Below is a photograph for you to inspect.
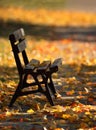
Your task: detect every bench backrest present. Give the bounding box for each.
[9,28,29,76]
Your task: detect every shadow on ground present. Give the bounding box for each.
[0,19,96,42]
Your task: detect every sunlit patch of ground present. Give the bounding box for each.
[0,7,96,26]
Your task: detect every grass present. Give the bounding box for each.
[0,0,66,9]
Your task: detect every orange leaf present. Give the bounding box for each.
[66,90,75,95]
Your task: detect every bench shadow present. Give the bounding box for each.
[0,19,96,41]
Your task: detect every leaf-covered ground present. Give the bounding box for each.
[0,7,96,130]
[0,7,96,26]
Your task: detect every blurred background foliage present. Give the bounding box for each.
[0,0,96,66]
[0,0,66,9]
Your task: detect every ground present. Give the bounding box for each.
[0,3,96,130]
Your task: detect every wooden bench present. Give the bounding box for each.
[9,28,62,107]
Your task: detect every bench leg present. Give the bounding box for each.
[9,91,18,107]
[9,76,23,107]
[48,75,61,98]
[33,74,54,106]
[9,73,54,107]
[45,82,54,106]
[9,85,21,107]
[48,76,57,96]
[42,75,54,106]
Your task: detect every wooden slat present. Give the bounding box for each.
[25,59,40,71]
[37,61,51,72]
[16,40,26,53]
[9,28,25,42]
[28,59,40,67]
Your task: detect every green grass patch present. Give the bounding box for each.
[0,0,66,9]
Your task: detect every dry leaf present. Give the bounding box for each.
[27,109,34,114]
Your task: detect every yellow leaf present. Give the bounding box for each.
[62,114,71,119]
[27,109,34,114]
[5,111,12,116]
[51,105,64,113]
[85,111,90,115]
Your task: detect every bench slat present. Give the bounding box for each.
[37,61,51,72]
[28,59,40,67]
[25,59,40,71]
[9,28,25,42]
[16,40,26,53]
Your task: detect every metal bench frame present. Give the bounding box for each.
[9,28,62,107]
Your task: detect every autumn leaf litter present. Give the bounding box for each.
[0,7,96,130]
